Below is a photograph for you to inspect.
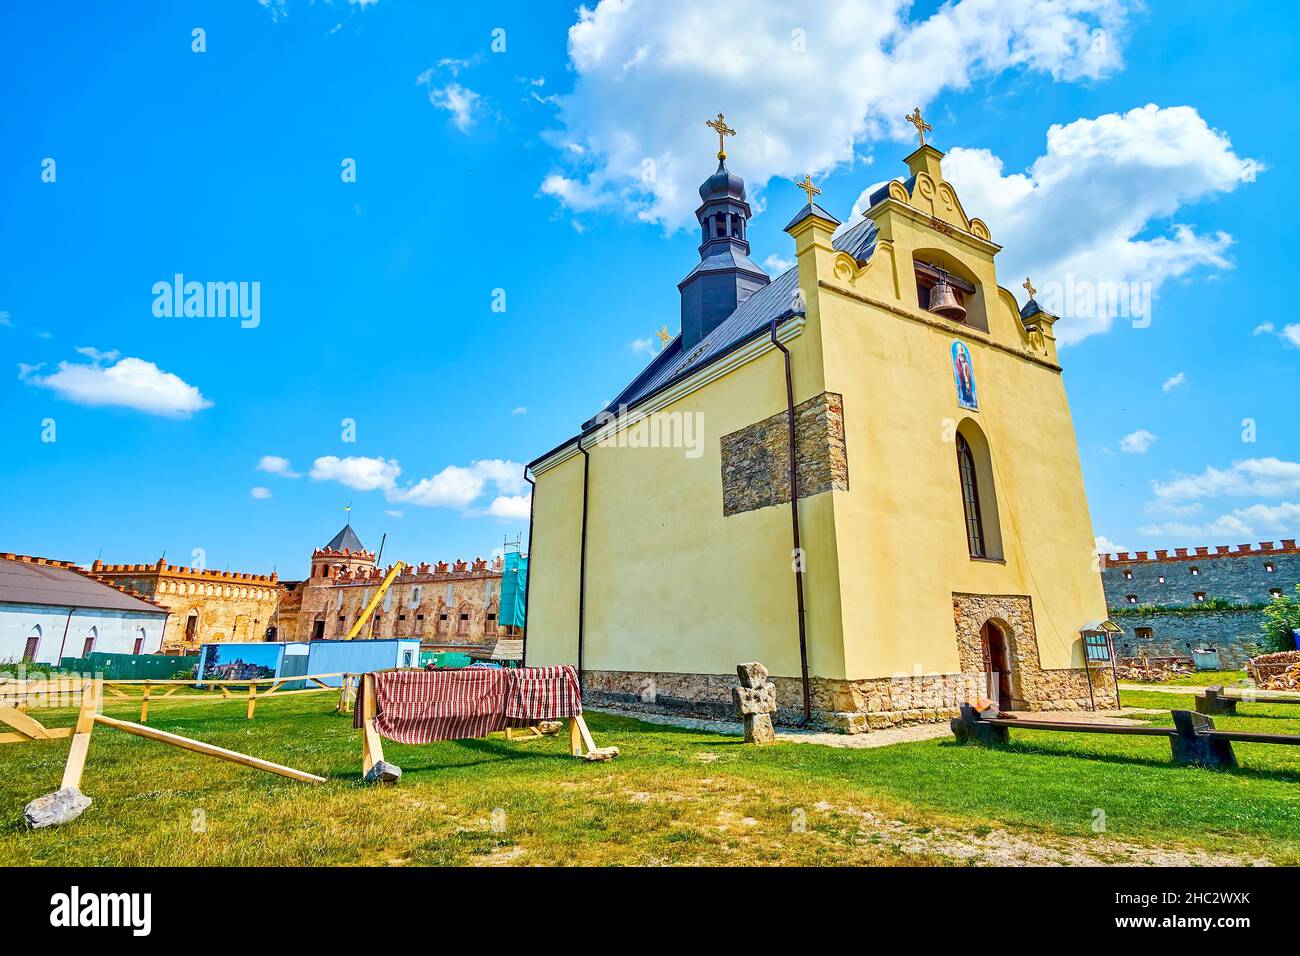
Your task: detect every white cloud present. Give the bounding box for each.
[1161,372,1186,393]
[424,81,481,132]
[543,0,1133,229]
[1141,501,1300,542]
[387,458,527,509]
[250,486,272,500]
[511,406,528,415]
[936,104,1257,344]
[392,464,483,508]
[1250,320,1300,348]
[19,350,212,418]
[309,454,528,512]
[257,455,301,478]
[1152,458,1300,502]
[385,509,403,518]
[629,337,655,355]
[1119,429,1157,453]
[487,494,532,520]
[470,459,528,496]
[764,253,794,274]
[1095,534,1127,554]
[0,311,11,326]
[309,455,401,492]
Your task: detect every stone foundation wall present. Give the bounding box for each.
[583,662,1114,734]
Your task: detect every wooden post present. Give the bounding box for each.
[92,713,324,783]
[60,679,101,791]
[574,713,597,753]
[140,682,151,723]
[1170,709,1238,769]
[1196,687,1237,717]
[360,673,385,776]
[247,682,257,720]
[568,716,584,757]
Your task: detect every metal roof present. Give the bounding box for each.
[582,214,878,429]
[324,523,366,553]
[0,556,167,615]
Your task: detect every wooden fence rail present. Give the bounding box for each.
[0,672,348,741]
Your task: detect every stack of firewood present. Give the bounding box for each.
[1248,651,1300,690]
[1116,656,1196,682]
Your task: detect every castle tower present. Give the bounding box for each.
[309,522,376,581]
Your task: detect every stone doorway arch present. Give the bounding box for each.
[979,618,1015,710]
[953,593,1038,710]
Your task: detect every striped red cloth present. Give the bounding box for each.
[504,665,583,722]
[358,666,582,744]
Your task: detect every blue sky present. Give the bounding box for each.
[2,0,1297,577]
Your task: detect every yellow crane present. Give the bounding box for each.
[345,561,406,640]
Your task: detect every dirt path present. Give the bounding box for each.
[1120,683,1211,694]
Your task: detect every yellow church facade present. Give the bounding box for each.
[526,125,1117,731]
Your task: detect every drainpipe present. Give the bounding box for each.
[576,436,591,692]
[521,467,536,667]
[56,608,76,666]
[771,316,812,724]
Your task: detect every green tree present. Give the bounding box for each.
[1260,585,1300,653]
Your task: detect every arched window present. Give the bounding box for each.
[956,433,986,558]
[82,625,98,658]
[24,624,42,662]
[954,423,1004,560]
[134,627,147,655]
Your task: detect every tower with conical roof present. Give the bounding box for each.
[678,113,769,350]
[309,520,376,581]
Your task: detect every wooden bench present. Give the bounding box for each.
[1195,686,1300,717]
[950,704,1300,769]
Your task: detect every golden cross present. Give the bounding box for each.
[706,112,736,160]
[654,324,671,350]
[795,174,821,205]
[1023,276,1037,299]
[905,106,933,147]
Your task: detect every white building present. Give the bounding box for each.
[0,553,169,666]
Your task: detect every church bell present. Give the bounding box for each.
[928,273,966,322]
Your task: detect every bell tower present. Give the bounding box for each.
[678,113,769,351]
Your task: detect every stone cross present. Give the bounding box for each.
[733,661,778,744]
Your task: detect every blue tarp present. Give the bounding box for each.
[499,552,528,628]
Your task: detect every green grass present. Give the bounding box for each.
[2,690,1298,866]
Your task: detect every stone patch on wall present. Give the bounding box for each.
[720,391,848,517]
[1112,608,1267,669]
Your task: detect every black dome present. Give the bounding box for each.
[699,160,746,202]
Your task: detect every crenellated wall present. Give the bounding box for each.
[1100,540,1299,667]
[91,560,280,653]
